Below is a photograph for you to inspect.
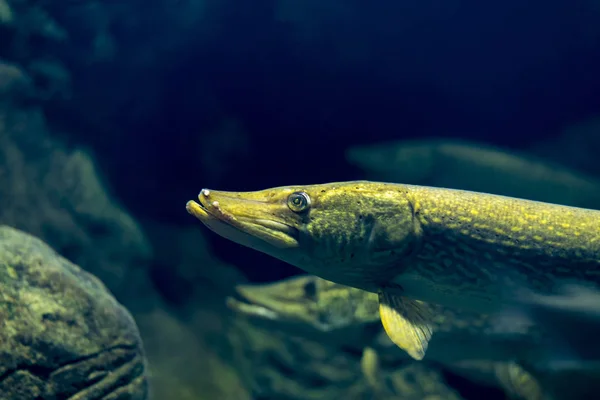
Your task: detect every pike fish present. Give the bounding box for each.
[227,275,545,400]
[186,181,600,360]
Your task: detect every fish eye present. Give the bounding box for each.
[303,280,317,299]
[287,191,311,213]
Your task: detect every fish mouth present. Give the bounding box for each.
[185,189,229,222]
[226,286,282,321]
[226,282,340,332]
[186,188,300,249]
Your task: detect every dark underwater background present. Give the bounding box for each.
[1,0,600,399]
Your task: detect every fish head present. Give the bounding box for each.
[186,181,419,289]
[227,275,379,331]
[226,275,324,328]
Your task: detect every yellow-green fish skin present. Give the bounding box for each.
[402,184,600,311]
[187,180,600,313]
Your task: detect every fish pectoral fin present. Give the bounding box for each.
[378,289,434,361]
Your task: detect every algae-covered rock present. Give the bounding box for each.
[0,80,152,303]
[0,225,148,399]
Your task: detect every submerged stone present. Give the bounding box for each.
[0,225,149,399]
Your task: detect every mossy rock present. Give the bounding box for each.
[0,225,148,399]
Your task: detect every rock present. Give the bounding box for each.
[0,92,153,305]
[0,61,35,106]
[0,225,148,399]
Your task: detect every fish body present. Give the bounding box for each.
[187,181,600,359]
[388,184,600,313]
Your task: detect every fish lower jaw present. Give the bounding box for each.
[226,296,280,320]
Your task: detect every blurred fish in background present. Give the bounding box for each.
[505,283,600,361]
[227,276,545,400]
[346,138,600,210]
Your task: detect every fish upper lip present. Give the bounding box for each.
[197,192,212,213]
[195,190,299,236]
[232,287,271,309]
[231,288,253,304]
[227,290,281,320]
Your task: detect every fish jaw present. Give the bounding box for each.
[226,296,281,321]
[231,278,317,321]
[186,188,302,256]
[227,276,381,333]
[226,284,286,322]
[226,277,338,330]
